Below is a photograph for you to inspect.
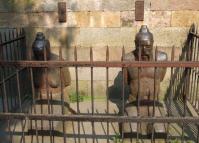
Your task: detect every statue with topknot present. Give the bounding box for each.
[122,25,167,136]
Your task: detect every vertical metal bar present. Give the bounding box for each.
[8,30,15,109]
[29,42,39,143]
[0,33,4,112]
[166,46,175,143]
[121,46,125,141]
[3,32,10,111]
[50,92,55,143]
[16,69,25,143]
[151,47,158,143]
[59,46,67,143]
[106,46,109,143]
[137,42,141,142]
[74,46,80,143]
[190,32,197,104]
[194,34,199,107]
[2,71,12,143]
[16,29,21,60]
[12,30,18,106]
[90,47,95,143]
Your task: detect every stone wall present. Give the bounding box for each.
[0,0,198,99]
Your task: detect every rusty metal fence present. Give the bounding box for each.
[0,25,199,143]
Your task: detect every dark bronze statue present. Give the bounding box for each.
[122,25,167,135]
[31,32,71,131]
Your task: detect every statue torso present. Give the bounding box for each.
[123,50,167,101]
[34,53,71,94]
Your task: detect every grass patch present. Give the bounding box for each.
[69,91,106,103]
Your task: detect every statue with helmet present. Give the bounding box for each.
[30,32,72,133]
[122,25,168,136]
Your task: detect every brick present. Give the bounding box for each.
[102,12,120,27]
[150,0,199,11]
[171,11,199,27]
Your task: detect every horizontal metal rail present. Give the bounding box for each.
[0,35,25,46]
[1,113,199,124]
[0,61,198,68]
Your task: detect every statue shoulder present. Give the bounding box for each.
[123,51,135,61]
[157,51,167,61]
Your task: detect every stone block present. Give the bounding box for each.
[68,0,102,11]
[121,11,135,27]
[151,27,189,48]
[78,28,121,47]
[103,12,120,27]
[171,11,199,27]
[27,12,58,27]
[102,0,134,11]
[75,12,90,27]
[90,12,103,27]
[0,13,28,27]
[150,0,199,11]
[149,11,171,28]
[0,0,27,12]
[120,28,136,48]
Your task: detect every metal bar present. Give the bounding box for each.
[121,47,125,141]
[137,42,141,142]
[0,35,25,46]
[16,69,25,143]
[152,47,158,143]
[29,41,39,143]
[11,30,18,107]
[90,47,95,143]
[2,71,12,143]
[59,45,67,143]
[30,68,39,143]
[44,42,53,143]
[74,46,80,143]
[2,113,199,123]
[167,47,175,142]
[0,61,198,68]
[106,46,109,143]
[8,31,14,109]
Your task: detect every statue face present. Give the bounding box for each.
[138,40,153,58]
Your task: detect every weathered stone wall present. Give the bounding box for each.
[0,0,198,98]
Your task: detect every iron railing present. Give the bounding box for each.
[0,25,199,143]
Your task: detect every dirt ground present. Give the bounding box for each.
[1,100,195,143]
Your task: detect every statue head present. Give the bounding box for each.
[135,25,154,60]
[32,32,50,60]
